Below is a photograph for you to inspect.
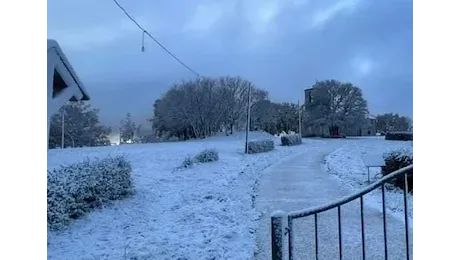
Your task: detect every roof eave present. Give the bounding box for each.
[47,39,90,101]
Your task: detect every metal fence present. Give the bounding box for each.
[271,164,413,260]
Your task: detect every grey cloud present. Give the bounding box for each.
[48,0,413,128]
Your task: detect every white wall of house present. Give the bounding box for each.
[47,39,89,146]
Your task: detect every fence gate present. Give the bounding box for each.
[271,165,413,260]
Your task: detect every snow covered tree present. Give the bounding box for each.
[305,80,368,136]
[120,113,137,143]
[376,113,412,133]
[48,102,111,148]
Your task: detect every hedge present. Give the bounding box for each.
[194,148,219,163]
[385,132,413,141]
[247,139,275,154]
[47,156,134,230]
[281,134,302,146]
[180,149,220,168]
[381,149,413,192]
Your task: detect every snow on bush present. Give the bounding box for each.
[194,148,219,163]
[247,139,275,154]
[180,149,219,168]
[281,134,302,146]
[325,139,413,223]
[47,156,134,230]
[277,131,294,136]
[181,156,195,168]
[382,148,413,192]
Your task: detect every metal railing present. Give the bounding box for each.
[271,164,413,260]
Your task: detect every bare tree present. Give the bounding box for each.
[151,76,268,140]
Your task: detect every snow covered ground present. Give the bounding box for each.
[325,137,413,225]
[48,134,414,259]
[47,132,308,260]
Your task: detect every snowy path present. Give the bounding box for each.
[254,142,413,260]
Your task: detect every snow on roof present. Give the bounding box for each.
[47,39,90,101]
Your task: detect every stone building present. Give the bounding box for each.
[302,87,376,137]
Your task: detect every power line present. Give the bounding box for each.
[112,0,202,78]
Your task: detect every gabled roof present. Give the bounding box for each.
[47,39,90,101]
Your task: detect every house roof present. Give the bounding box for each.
[47,39,90,101]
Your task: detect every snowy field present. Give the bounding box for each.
[47,134,414,260]
[325,137,413,225]
[47,132,309,260]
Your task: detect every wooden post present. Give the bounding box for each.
[367,167,370,183]
[271,210,287,260]
[61,110,65,149]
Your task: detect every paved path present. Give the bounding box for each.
[254,142,413,260]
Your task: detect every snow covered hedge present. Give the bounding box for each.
[281,134,302,146]
[194,148,219,163]
[382,149,413,192]
[180,149,219,168]
[247,139,275,154]
[47,156,134,230]
[385,131,413,141]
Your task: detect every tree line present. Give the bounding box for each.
[375,113,412,133]
[48,106,145,148]
[47,76,412,148]
[151,77,372,139]
[151,76,268,140]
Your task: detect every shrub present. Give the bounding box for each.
[281,134,302,146]
[181,156,195,168]
[47,156,134,230]
[179,149,219,169]
[194,149,219,163]
[381,149,413,192]
[247,139,275,154]
[385,131,413,141]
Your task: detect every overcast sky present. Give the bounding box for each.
[48,0,413,129]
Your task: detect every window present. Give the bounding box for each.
[52,69,68,98]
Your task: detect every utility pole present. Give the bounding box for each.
[245,84,252,154]
[61,110,65,149]
[119,127,122,145]
[298,100,302,136]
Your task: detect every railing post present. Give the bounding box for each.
[271,210,287,260]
